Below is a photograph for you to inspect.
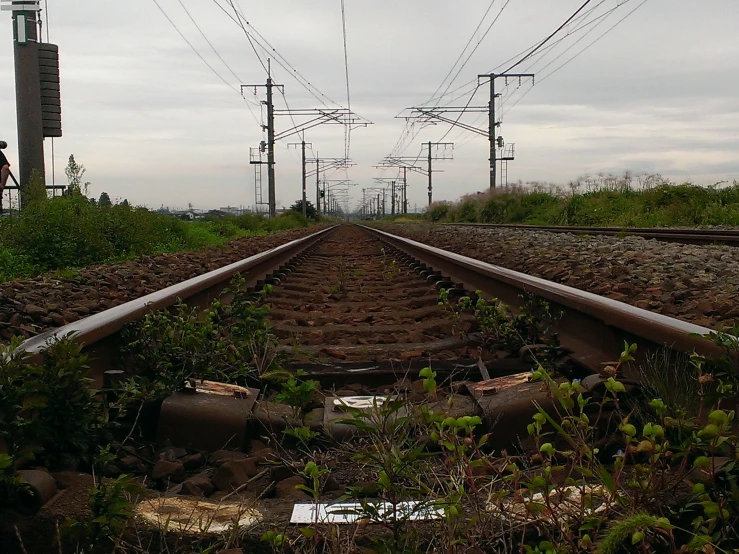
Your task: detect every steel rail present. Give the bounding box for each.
[363,226,724,374]
[443,223,739,246]
[19,226,339,384]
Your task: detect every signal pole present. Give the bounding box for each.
[7,0,46,201]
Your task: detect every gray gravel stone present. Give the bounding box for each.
[382,223,739,331]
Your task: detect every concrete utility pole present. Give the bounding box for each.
[404,72,533,191]
[316,159,320,212]
[242,63,283,218]
[301,140,307,217]
[478,72,534,189]
[422,141,454,206]
[265,72,276,218]
[8,0,45,201]
[402,167,407,214]
[288,140,312,217]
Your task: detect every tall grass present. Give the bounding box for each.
[426,176,739,227]
[0,195,312,282]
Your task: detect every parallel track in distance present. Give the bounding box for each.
[443,223,739,246]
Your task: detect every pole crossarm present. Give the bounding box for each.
[477,72,536,85]
[306,157,355,178]
[408,108,488,136]
[375,158,429,176]
[274,108,371,141]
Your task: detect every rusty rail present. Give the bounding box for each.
[363,226,724,373]
[19,226,339,383]
[444,223,739,246]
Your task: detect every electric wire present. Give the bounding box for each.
[426,0,611,107]
[426,0,498,105]
[501,0,648,117]
[340,0,352,158]
[433,0,513,106]
[432,0,633,149]
[225,0,269,75]
[151,0,241,95]
[503,0,594,73]
[177,0,243,85]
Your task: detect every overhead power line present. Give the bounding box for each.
[340,0,352,158]
[151,0,240,95]
[503,0,594,73]
[225,0,269,75]
[501,0,649,118]
[176,0,242,84]
[428,0,513,106]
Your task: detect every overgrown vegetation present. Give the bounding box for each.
[0,156,314,282]
[425,173,739,227]
[257,335,739,553]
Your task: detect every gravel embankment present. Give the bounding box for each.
[0,227,328,342]
[380,224,739,330]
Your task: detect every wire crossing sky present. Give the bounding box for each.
[0,0,737,211]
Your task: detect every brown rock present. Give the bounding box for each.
[24,304,46,316]
[322,348,348,360]
[273,475,309,500]
[181,453,205,470]
[151,460,186,483]
[249,448,277,464]
[212,459,258,491]
[179,473,215,498]
[48,312,66,326]
[210,450,251,465]
[118,456,147,473]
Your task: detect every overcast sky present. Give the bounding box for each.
[1,0,738,212]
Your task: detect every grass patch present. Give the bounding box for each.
[0,195,313,282]
[424,175,739,227]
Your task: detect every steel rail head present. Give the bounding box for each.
[360,225,726,371]
[19,226,339,362]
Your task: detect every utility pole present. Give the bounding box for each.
[427,141,432,206]
[288,139,312,217]
[403,71,533,191]
[8,0,45,203]
[479,73,533,189]
[391,181,395,215]
[316,159,320,213]
[488,76,496,190]
[301,140,307,217]
[422,142,454,206]
[266,70,276,217]
[242,64,283,218]
[403,167,407,214]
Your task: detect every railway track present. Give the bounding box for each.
[444,222,739,246]
[9,223,729,550]
[21,223,721,383]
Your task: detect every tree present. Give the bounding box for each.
[289,200,317,221]
[65,155,90,195]
[98,192,112,207]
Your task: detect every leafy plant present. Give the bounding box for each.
[62,446,144,552]
[0,335,103,468]
[275,371,319,420]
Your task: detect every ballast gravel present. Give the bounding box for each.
[0,227,328,343]
[380,223,739,331]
